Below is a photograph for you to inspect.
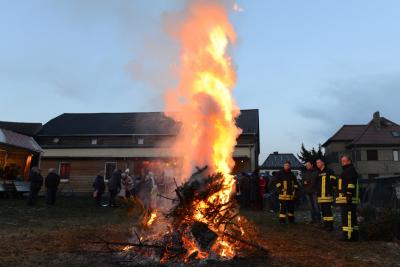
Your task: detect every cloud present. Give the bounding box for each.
[298,73,400,124]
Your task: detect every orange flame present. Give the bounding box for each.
[165,1,241,259]
[182,233,209,261]
[165,1,241,181]
[147,211,157,227]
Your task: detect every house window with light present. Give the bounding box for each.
[59,162,71,181]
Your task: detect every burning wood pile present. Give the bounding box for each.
[112,166,267,265]
[99,1,268,265]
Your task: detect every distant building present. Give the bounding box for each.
[0,121,42,180]
[323,111,400,179]
[35,110,260,192]
[260,152,302,176]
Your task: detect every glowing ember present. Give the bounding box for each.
[147,211,157,226]
[182,233,209,261]
[122,245,133,252]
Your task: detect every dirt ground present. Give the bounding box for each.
[0,197,399,267]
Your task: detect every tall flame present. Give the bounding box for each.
[164,1,242,258]
[165,1,241,182]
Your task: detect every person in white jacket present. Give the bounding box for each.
[119,172,134,198]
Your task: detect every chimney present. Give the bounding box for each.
[273,151,279,155]
[373,111,381,130]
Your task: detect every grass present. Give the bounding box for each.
[0,197,399,266]
[0,196,133,267]
[241,209,400,266]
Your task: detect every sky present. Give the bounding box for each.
[1,0,400,163]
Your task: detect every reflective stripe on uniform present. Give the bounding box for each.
[279,195,294,201]
[347,211,352,239]
[279,214,286,218]
[344,226,359,231]
[336,196,347,204]
[323,216,334,222]
[287,213,294,217]
[321,175,326,197]
[331,175,337,180]
[276,183,281,188]
[318,196,333,203]
[338,178,342,191]
[348,183,355,189]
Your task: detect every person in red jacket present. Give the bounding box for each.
[258,175,267,210]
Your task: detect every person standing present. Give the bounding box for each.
[316,159,336,231]
[258,174,267,210]
[108,169,121,207]
[27,167,43,206]
[119,172,134,198]
[45,168,60,205]
[249,170,260,210]
[93,171,106,206]
[302,161,321,224]
[337,156,359,241]
[276,161,299,224]
[268,171,280,213]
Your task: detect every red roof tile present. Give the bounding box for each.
[351,118,400,146]
[323,125,367,146]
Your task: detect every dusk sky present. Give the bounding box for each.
[1,0,399,163]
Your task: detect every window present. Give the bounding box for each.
[59,163,71,181]
[394,150,399,161]
[392,131,400,137]
[91,139,97,145]
[105,162,116,180]
[138,138,144,145]
[366,150,378,161]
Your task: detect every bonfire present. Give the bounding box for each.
[114,166,267,265]
[97,2,267,265]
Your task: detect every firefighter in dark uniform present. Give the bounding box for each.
[316,159,336,231]
[336,156,359,241]
[276,161,299,224]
